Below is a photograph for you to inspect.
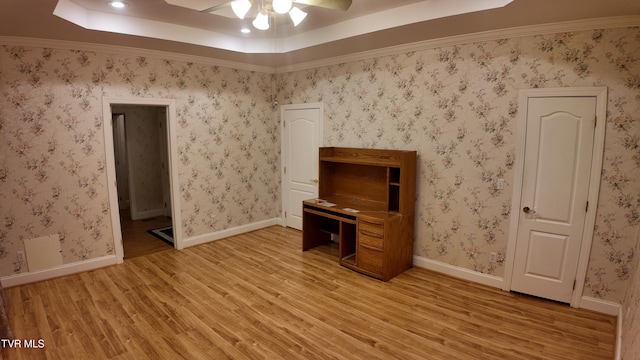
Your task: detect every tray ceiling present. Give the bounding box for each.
[53,0,513,53]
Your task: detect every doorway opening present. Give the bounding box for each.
[112,106,173,258]
[102,97,183,264]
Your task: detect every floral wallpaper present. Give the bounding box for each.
[278,26,640,304]
[0,46,280,276]
[0,26,638,314]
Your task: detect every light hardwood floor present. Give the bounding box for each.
[120,210,173,259]
[3,226,616,359]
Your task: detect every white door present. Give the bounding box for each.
[510,96,596,303]
[281,104,323,230]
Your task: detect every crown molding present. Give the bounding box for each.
[276,15,640,73]
[0,36,276,74]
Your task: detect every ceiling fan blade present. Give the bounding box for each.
[199,2,231,13]
[294,0,352,11]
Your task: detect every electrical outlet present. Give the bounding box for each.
[489,252,497,263]
[17,251,26,262]
[495,178,505,190]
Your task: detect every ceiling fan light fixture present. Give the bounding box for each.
[289,7,307,26]
[231,0,252,19]
[272,0,292,14]
[252,11,270,30]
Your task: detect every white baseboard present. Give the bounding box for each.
[0,219,282,288]
[0,255,117,288]
[577,297,622,359]
[412,255,504,289]
[182,218,283,248]
[413,256,623,316]
[615,306,622,360]
[579,296,621,316]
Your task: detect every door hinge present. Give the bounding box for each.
[586,201,589,212]
[285,212,287,218]
[594,116,597,128]
[283,120,286,128]
[573,279,576,290]
[284,167,286,174]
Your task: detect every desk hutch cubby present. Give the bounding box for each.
[302,147,417,281]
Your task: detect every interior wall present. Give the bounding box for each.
[277,26,640,305]
[0,26,637,309]
[0,23,637,355]
[0,46,280,277]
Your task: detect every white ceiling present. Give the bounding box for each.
[53,0,514,53]
[1,0,639,68]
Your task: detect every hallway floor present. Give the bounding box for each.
[120,209,173,259]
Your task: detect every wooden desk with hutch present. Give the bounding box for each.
[302,147,417,281]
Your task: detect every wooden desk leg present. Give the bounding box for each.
[338,221,356,261]
[302,210,331,251]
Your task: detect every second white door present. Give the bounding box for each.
[281,104,323,230]
[511,96,596,303]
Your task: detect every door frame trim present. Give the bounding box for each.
[280,102,323,227]
[102,97,184,264]
[503,87,607,307]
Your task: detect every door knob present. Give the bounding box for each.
[310,178,319,183]
[523,206,538,218]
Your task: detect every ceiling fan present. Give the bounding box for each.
[166,0,352,30]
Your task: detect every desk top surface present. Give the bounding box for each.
[303,195,401,221]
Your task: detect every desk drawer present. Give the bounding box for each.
[359,232,383,249]
[359,219,384,236]
[358,245,383,275]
